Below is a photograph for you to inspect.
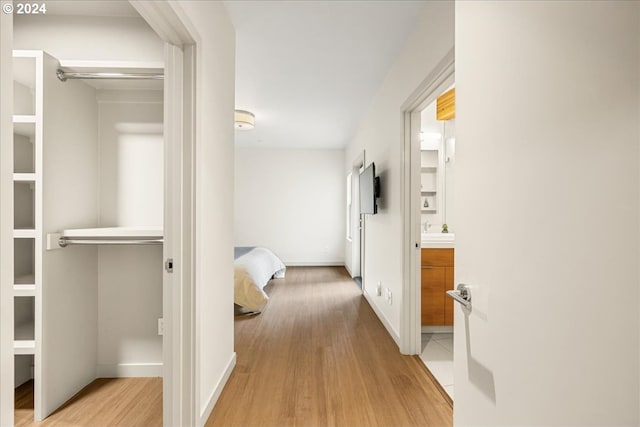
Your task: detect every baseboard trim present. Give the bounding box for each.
[363,291,400,346]
[284,261,345,267]
[97,363,162,378]
[199,352,236,426]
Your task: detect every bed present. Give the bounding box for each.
[234,246,286,312]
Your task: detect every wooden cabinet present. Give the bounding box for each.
[421,248,454,326]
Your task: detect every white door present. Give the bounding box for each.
[454,2,639,425]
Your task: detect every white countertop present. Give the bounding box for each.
[421,233,455,248]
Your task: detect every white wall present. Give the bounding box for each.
[96,89,163,377]
[168,2,236,425]
[13,15,163,63]
[455,1,639,425]
[344,1,454,342]
[235,148,345,265]
[98,90,163,228]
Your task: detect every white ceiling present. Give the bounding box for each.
[42,1,426,148]
[225,1,426,149]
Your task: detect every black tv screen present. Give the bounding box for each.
[360,162,377,214]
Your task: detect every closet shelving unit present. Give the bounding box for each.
[420,149,439,214]
[12,49,43,416]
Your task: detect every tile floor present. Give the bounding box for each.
[420,333,453,399]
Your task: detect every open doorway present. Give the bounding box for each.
[1,3,198,426]
[418,88,456,401]
[348,151,366,288]
[400,49,454,402]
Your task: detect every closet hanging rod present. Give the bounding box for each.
[58,238,163,248]
[56,69,164,82]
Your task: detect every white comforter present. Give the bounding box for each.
[234,247,286,311]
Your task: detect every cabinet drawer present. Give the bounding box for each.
[421,266,445,326]
[421,248,454,267]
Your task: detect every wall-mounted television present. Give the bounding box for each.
[360,162,380,214]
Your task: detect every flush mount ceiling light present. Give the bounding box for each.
[234,110,255,130]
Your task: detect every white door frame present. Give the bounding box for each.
[400,50,455,355]
[116,3,199,426]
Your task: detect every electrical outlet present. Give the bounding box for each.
[158,318,164,336]
[376,281,382,296]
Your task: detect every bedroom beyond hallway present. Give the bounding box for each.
[206,266,452,427]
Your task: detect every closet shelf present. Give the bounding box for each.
[61,226,163,239]
[57,60,164,90]
[14,229,36,238]
[13,115,36,123]
[14,284,36,297]
[14,341,35,355]
[13,173,36,182]
[58,59,164,72]
[421,190,437,194]
[58,226,164,247]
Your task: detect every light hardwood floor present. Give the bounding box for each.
[15,378,162,427]
[206,266,453,427]
[14,267,451,427]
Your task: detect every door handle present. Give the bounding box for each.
[446,283,471,309]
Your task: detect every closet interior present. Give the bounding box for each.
[12,40,165,423]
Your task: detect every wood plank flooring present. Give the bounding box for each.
[13,267,451,427]
[206,266,452,427]
[15,377,162,427]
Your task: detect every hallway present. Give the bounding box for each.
[207,267,452,427]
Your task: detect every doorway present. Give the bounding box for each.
[400,49,454,398]
[417,92,456,401]
[349,151,366,288]
[0,3,198,426]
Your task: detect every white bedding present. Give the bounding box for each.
[234,247,286,311]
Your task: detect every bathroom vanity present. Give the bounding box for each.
[421,235,455,326]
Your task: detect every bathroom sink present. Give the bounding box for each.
[421,233,455,248]
[422,233,455,242]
